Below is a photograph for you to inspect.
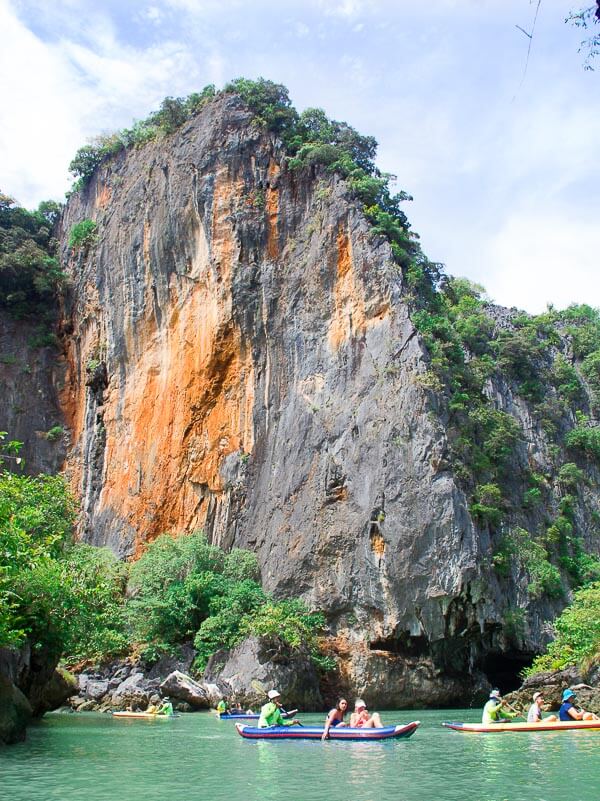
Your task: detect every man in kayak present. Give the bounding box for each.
[216,698,229,715]
[559,688,599,721]
[258,690,302,728]
[527,691,557,723]
[157,698,174,716]
[482,689,518,724]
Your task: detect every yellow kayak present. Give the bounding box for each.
[112,711,177,719]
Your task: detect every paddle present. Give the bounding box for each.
[501,700,525,719]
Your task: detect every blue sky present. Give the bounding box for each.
[1,0,598,313]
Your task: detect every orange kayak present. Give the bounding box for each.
[443,720,600,733]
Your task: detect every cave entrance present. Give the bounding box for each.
[482,652,533,692]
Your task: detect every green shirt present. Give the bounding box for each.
[482,699,517,724]
[258,702,293,728]
[216,700,227,714]
[158,702,174,716]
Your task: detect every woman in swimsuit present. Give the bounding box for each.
[321,698,349,740]
[350,698,383,728]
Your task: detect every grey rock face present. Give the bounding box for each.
[159,671,210,708]
[110,671,150,710]
[85,680,109,701]
[0,676,32,745]
[52,95,599,704]
[0,312,66,475]
[204,636,322,710]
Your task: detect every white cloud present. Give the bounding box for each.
[0,0,207,205]
[483,212,599,313]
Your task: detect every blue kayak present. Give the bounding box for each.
[235,721,420,741]
[218,708,298,721]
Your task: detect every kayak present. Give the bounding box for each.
[443,720,600,733]
[235,721,420,741]
[112,711,177,719]
[218,709,298,721]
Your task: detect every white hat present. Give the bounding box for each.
[533,691,543,701]
[355,698,366,709]
[489,689,501,699]
[268,689,281,700]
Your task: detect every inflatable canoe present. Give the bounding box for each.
[219,709,298,721]
[112,711,177,719]
[235,721,420,741]
[443,720,600,733]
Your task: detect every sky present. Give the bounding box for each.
[0,0,598,314]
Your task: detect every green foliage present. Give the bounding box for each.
[61,545,129,662]
[493,527,563,600]
[224,78,299,140]
[557,462,585,491]
[581,348,600,413]
[470,483,504,526]
[565,413,600,463]
[46,426,64,442]
[0,467,76,649]
[68,85,217,189]
[244,599,324,649]
[68,219,97,250]
[525,582,600,675]
[566,6,600,70]
[129,532,326,672]
[0,193,66,318]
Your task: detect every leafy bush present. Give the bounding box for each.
[0,193,66,318]
[61,544,129,662]
[470,483,503,526]
[0,467,76,650]
[565,414,600,463]
[68,219,97,250]
[557,462,585,490]
[129,531,327,671]
[46,426,64,442]
[525,582,600,674]
[493,527,563,599]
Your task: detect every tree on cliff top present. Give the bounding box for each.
[0,193,65,319]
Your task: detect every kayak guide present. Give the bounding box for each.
[258,689,302,728]
[482,689,518,724]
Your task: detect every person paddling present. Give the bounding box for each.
[559,689,599,721]
[157,698,174,716]
[258,690,302,728]
[321,698,349,740]
[482,689,518,724]
[216,697,229,716]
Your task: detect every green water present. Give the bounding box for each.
[2,709,598,801]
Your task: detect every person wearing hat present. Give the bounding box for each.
[482,689,518,725]
[559,688,599,721]
[527,691,557,723]
[349,699,383,728]
[257,690,301,728]
[157,697,174,716]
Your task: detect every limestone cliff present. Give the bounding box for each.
[40,94,599,704]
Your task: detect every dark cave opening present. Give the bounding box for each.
[482,652,533,693]
[369,633,430,658]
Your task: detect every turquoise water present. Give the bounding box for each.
[2,709,599,801]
